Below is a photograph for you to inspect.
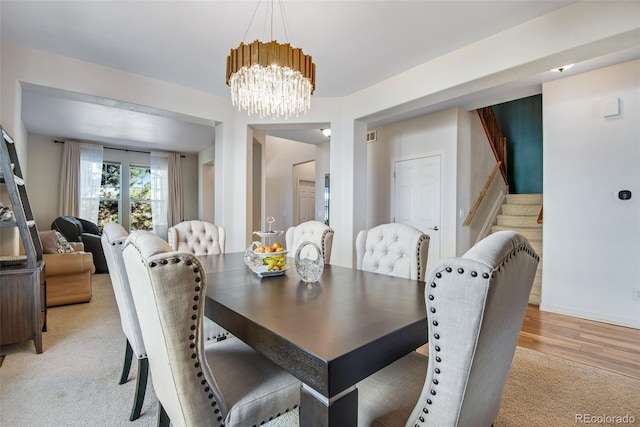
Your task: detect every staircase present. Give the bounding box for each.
[491,194,543,305]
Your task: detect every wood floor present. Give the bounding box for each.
[518,304,640,380]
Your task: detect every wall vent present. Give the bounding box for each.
[366,130,377,143]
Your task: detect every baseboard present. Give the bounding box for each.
[539,303,640,329]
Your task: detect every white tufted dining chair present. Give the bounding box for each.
[101,223,148,421]
[356,230,539,426]
[356,223,430,281]
[101,224,229,422]
[168,220,225,256]
[122,231,301,427]
[167,220,231,341]
[285,220,334,263]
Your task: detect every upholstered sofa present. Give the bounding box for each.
[40,230,96,307]
[51,216,108,273]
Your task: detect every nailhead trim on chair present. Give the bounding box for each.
[415,234,429,281]
[144,252,297,427]
[147,255,227,427]
[251,404,299,427]
[413,240,539,425]
[321,228,333,262]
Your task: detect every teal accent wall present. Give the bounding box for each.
[492,94,543,194]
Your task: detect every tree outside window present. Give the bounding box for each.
[98,162,154,231]
[98,162,120,229]
[129,165,152,231]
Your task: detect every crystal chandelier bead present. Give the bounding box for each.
[226,40,315,119]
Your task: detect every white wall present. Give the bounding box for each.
[198,143,215,222]
[456,110,507,253]
[180,155,199,221]
[264,136,317,233]
[292,160,316,224]
[257,138,328,246]
[0,41,229,249]
[542,60,640,328]
[314,141,330,225]
[365,107,501,259]
[25,134,62,230]
[263,108,499,263]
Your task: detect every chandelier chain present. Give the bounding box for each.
[242,1,262,43]
[277,0,290,43]
[242,0,291,44]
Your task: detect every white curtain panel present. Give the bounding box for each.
[150,151,169,240]
[168,152,183,227]
[78,142,103,224]
[59,141,81,216]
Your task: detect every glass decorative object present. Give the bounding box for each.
[294,241,324,283]
[244,241,263,270]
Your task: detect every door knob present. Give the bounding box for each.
[429,226,439,231]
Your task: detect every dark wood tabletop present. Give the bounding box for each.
[201,252,427,425]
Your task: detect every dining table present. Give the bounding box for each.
[199,252,427,426]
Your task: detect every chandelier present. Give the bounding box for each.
[226,1,316,119]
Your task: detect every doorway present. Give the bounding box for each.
[393,154,442,273]
[297,179,316,224]
[292,160,316,225]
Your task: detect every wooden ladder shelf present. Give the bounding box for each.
[0,125,47,353]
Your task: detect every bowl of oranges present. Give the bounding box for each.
[244,241,289,277]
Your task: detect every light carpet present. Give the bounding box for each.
[1,274,638,426]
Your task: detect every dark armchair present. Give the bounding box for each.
[51,216,108,273]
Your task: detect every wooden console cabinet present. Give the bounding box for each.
[1,125,47,353]
[0,261,46,353]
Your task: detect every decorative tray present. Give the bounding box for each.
[252,264,289,277]
[253,230,284,238]
[245,246,289,277]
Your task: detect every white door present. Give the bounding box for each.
[298,180,316,224]
[394,155,441,274]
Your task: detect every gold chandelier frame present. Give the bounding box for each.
[225,0,316,118]
[226,40,316,95]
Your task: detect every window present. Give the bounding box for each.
[98,162,154,231]
[129,165,152,231]
[98,162,121,228]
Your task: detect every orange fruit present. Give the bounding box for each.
[272,242,282,249]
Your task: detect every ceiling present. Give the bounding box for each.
[1,1,638,153]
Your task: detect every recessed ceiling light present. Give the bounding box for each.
[321,129,331,137]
